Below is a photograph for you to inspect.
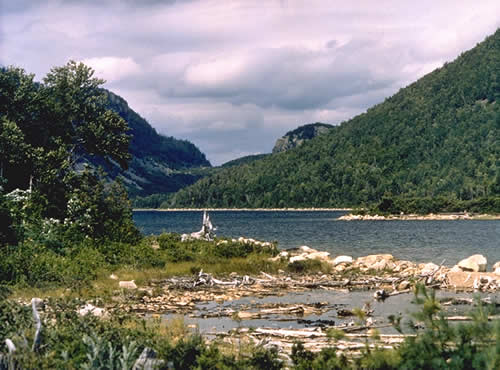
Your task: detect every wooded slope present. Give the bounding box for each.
[169,30,500,208]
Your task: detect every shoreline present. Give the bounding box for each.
[338,213,500,221]
[133,207,352,212]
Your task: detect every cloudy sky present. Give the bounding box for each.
[1,1,499,165]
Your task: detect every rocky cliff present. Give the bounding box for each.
[83,90,211,196]
[272,122,334,153]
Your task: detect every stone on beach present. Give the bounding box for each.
[287,246,331,263]
[492,261,500,276]
[119,280,137,289]
[299,245,317,253]
[450,265,462,273]
[457,254,487,272]
[420,262,440,275]
[355,254,395,271]
[78,303,107,317]
[332,255,353,266]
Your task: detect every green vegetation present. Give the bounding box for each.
[0,298,284,369]
[221,154,271,168]
[3,283,500,368]
[169,30,500,209]
[364,195,500,215]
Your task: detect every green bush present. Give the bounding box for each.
[287,259,325,274]
[0,298,283,369]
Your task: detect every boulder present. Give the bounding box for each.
[420,262,439,275]
[397,281,411,290]
[356,254,394,267]
[450,265,462,273]
[332,255,353,266]
[119,280,137,289]
[457,255,487,272]
[335,264,347,272]
[78,303,107,317]
[493,261,500,271]
[298,245,317,253]
[371,259,388,271]
[289,254,308,263]
[306,251,331,261]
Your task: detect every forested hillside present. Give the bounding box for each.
[169,30,500,208]
[84,90,210,196]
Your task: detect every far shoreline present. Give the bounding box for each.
[338,213,500,221]
[133,207,352,212]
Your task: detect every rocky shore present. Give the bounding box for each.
[27,243,500,360]
[338,212,500,220]
[102,246,500,320]
[99,247,500,357]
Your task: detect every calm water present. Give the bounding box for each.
[133,211,500,266]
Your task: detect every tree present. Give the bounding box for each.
[0,61,136,237]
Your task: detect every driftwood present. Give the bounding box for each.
[208,327,417,356]
[446,315,500,321]
[132,347,164,370]
[31,298,43,352]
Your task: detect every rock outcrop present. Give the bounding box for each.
[457,254,487,272]
[272,123,333,153]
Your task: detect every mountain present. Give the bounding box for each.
[168,29,500,208]
[220,154,270,168]
[272,123,334,153]
[85,91,211,196]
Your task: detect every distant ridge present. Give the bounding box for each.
[84,90,211,196]
[169,29,500,208]
[220,154,270,168]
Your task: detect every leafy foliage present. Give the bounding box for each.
[0,298,283,369]
[157,233,278,263]
[366,195,500,215]
[170,30,500,209]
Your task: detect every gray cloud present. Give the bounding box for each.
[1,0,499,165]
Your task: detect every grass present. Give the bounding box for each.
[9,255,336,303]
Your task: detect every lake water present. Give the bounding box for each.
[133,210,500,266]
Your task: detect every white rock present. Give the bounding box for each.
[290,254,309,263]
[299,245,317,253]
[306,251,331,261]
[372,260,388,271]
[421,262,439,275]
[119,280,137,289]
[356,254,394,267]
[332,255,353,266]
[457,255,487,272]
[493,261,500,270]
[450,265,462,272]
[494,267,500,276]
[109,273,118,280]
[78,303,106,317]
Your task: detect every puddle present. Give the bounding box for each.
[162,289,500,335]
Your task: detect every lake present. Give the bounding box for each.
[133,210,500,266]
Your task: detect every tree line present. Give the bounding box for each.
[168,30,500,211]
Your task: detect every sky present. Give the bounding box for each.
[1,1,499,165]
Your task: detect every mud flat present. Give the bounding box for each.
[108,249,500,357]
